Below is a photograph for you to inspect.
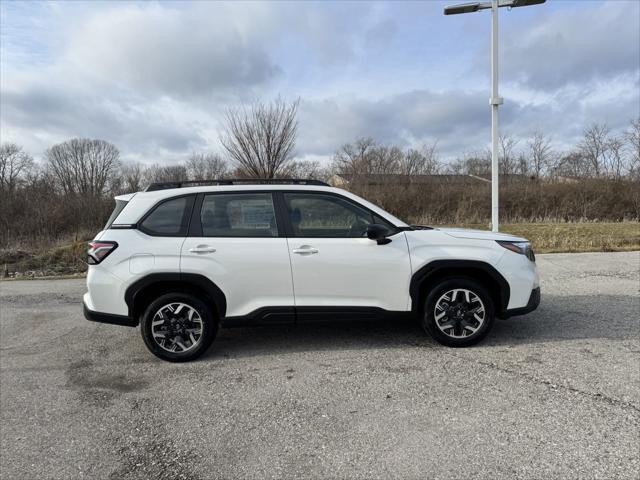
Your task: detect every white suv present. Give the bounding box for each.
[83,179,540,362]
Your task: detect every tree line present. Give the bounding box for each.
[334,120,640,181]
[1,97,638,246]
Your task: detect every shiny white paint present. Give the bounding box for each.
[87,228,185,316]
[287,233,412,310]
[180,237,294,317]
[85,184,540,319]
[405,229,538,309]
[437,227,526,242]
[496,249,540,309]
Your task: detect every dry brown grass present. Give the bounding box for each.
[439,222,640,253]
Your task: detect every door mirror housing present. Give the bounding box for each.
[366,224,392,245]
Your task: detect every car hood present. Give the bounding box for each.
[426,226,527,242]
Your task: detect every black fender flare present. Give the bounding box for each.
[409,260,510,315]
[125,273,227,319]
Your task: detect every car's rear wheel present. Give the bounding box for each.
[140,293,217,362]
[421,278,494,347]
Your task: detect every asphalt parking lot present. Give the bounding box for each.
[1,252,639,479]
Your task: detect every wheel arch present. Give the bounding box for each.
[125,273,227,322]
[409,260,510,317]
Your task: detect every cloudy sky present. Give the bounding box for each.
[1,0,638,165]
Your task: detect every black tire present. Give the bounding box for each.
[421,277,495,347]
[140,293,217,362]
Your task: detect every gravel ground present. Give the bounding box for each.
[1,252,639,480]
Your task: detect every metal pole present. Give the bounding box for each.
[490,0,501,232]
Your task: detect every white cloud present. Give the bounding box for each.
[0,1,638,166]
[62,3,282,99]
[501,0,639,90]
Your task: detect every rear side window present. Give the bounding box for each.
[139,196,194,236]
[104,200,128,229]
[200,193,278,237]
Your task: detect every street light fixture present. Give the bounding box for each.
[444,0,545,232]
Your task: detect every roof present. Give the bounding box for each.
[112,183,409,228]
[145,178,328,191]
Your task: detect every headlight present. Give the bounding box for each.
[496,240,535,262]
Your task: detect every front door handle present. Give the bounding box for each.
[189,245,216,254]
[292,246,319,255]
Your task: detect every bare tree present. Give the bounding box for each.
[46,139,120,196]
[499,134,519,177]
[516,153,529,176]
[220,98,299,178]
[332,137,377,176]
[527,131,553,179]
[0,143,34,192]
[606,136,627,179]
[626,118,640,178]
[579,123,610,177]
[445,158,465,175]
[400,142,440,176]
[120,162,146,193]
[144,164,188,184]
[186,152,228,180]
[285,159,328,180]
[553,151,590,178]
[367,145,403,175]
[333,138,440,179]
[461,150,492,176]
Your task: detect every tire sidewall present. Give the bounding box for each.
[140,293,217,362]
[422,278,495,347]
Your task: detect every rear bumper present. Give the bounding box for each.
[503,287,540,318]
[83,302,138,327]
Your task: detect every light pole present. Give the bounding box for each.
[444,0,545,232]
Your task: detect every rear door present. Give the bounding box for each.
[181,191,294,322]
[280,191,412,316]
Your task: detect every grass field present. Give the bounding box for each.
[442,222,640,254]
[1,222,638,278]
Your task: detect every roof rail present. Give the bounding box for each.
[145,178,329,192]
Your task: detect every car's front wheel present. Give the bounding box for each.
[140,293,217,362]
[421,278,495,347]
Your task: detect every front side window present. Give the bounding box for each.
[284,193,390,238]
[201,193,278,237]
[139,196,193,236]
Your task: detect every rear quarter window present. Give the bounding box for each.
[104,199,129,229]
[139,196,195,236]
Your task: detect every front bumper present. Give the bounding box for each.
[83,302,138,327]
[503,287,540,318]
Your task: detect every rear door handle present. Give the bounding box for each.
[189,245,216,254]
[292,246,319,255]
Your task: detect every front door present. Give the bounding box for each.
[181,192,294,322]
[281,192,412,316]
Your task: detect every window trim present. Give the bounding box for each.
[137,194,196,237]
[277,191,399,239]
[189,191,284,238]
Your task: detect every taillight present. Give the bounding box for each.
[87,241,118,265]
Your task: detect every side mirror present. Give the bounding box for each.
[366,224,392,245]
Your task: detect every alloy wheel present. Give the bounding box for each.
[151,303,204,353]
[433,288,486,339]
